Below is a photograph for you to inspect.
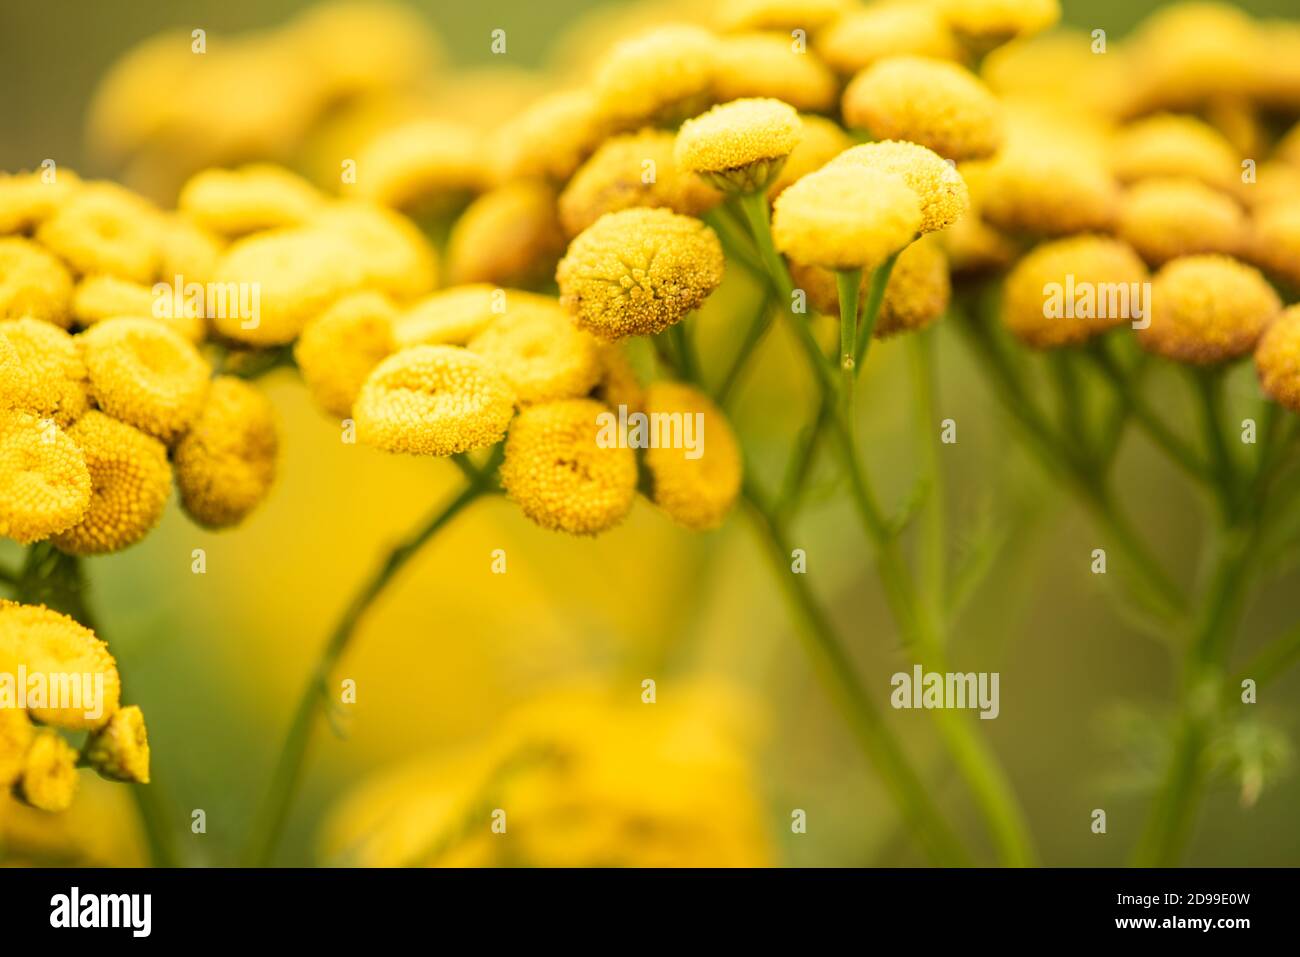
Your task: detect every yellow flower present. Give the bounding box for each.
[16,731,79,812]
[0,707,33,788]
[35,183,160,284]
[468,300,601,405]
[675,98,803,193]
[715,0,851,32]
[0,411,91,544]
[311,200,439,302]
[178,164,324,238]
[816,4,958,76]
[173,377,278,529]
[0,236,74,326]
[767,114,853,200]
[295,291,397,418]
[772,166,921,270]
[491,89,609,184]
[80,317,210,443]
[713,33,838,112]
[593,25,721,128]
[82,705,150,785]
[558,129,722,238]
[1118,178,1248,267]
[969,145,1120,238]
[1140,255,1282,365]
[828,140,971,234]
[393,284,505,348]
[1123,1,1260,114]
[1111,114,1239,194]
[935,0,1060,46]
[354,119,485,217]
[500,398,637,535]
[557,208,725,339]
[1255,305,1300,413]
[72,275,206,343]
[354,345,516,456]
[642,382,742,530]
[210,227,365,346]
[446,183,567,288]
[1002,235,1148,349]
[52,411,172,555]
[154,213,225,287]
[1247,201,1300,290]
[0,318,90,426]
[0,169,81,235]
[0,601,121,731]
[592,341,645,415]
[842,55,1002,161]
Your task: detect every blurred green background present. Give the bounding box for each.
[1,0,1297,866]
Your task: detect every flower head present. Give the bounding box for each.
[154,213,225,287]
[642,382,742,530]
[0,237,74,326]
[354,119,485,217]
[1255,305,1300,413]
[354,345,516,456]
[816,5,958,75]
[82,705,151,784]
[491,89,609,184]
[16,731,78,812]
[1118,178,1247,267]
[935,0,1061,46]
[1111,115,1239,193]
[1140,255,1281,365]
[772,166,921,270]
[447,183,567,288]
[557,208,725,339]
[828,140,970,234]
[0,411,91,544]
[592,341,645,415]
[394,285,505,348]
[675,98,803,193]
[295,291,397,418]
[311,200,439,301]
[0,318,89,426]
[52,411,172,555]
[1247,201,1300,289]
[0,168,81,235]
[715,0,851,32]
[0,708,33,788]
[468,299,601,405]
[174,376,278,529]
[842,56,1002,161]
[593,25,721,128]
[970,146,1119,238]
[35,183,160,283]
[713,33,838,112]
[500,398,638,535]
[767,114,853,200]
[178,164,324,238]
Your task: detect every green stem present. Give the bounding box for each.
[855,250,901,368]
[836,268,862,438]
[242,475,489,866]
[1191,368,1238,519]
[670,321,699,383]
[910,330,946,622]
[716,300,776,406]
[1234,618,1300,693]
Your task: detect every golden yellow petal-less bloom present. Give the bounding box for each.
[0,707,33,788]
[354,119,486,216]
[52,411,172,555]
[295,291,397,418]
[72,274,207,344]
[842,56,1003,161]
[393,284,505,348]
[592,340,645,415]
[354,345,516,456]
[500,398,638,536]
[557,208,725,340]
[559,129,722,238]
[936,0,1061,45]
[1003,235,1148,349]
[0,237,74,326]
[675,98,802,193]
[772,166,921,270]
[1255,304,1300,413]
[178,164,324,238]
[0,169,81,235]
[1124,1,1260,113]
[81,705,150,785]
[446,183,567,288]
[491,89,609,185]
[816,4,959,75]
[0,318,90,426]
[1248,201,1300,289]
[828,140,971,234]
[35,183,160,284]
[311,200,439,302]
[0,601,121,731]
[642,382,742,530]
[154,213,225,287]
[713,33,838,112]
[767,114,853,200]
[1140,254,1282,365]
[593,25,721,128]
[16,731,78,812]
[80,317,210,444]
[173,377,278,529]
[970,146,1120,238]
[715,0,850,32]
[0,411,91,544]
[468,300,602,405]
[1118,178,1247,266]
[1111,114,1240,193]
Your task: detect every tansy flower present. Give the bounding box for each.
[52,411,172,555]
[675,98,802,194]
[938,206,1019,276]
[0,601,121,731]
[178,164,324,237]
[1140,255,1282,365]
[1118,178,1248,267]
[767,115,853,200]
[558,130,722,238]
[72,274,205,343]
[393,284,506,348]
[1003,236,1148,349]
[173,377,278,529]
[1110,115,1240,194]
[816,4,958,76]
[81,705,150,784]
[0,169,81,235]
[0,237,74,326]
[80,317,210,444]
[210,227,364,346]
[0,318,90,426]
[354,119,485,217]
[35,183,160,284]
[154,213,225,287]
[446,183,568,288]
[1244,163,1300,212]
[935,0,1061,47]
[969,147,1120,238]
[311,200,438,302]
[16,732,78,812]
[1247,201,1300,289]
[491,89,609,184]
[1123,1,1260,113]
[592,25,721,129]
[0,708,33,788]
[713,33,838,112]
[642,382,742,530]
[842,56,1002,162]
[295,291,397,418]
[1255,305,1300,413]
[0,411,91,544]
[557,208,725,340]
[354,345,516,456]
[592,341,645,415]
[772,166,921,270]
[500,398,637,535]
[714,0,851,33]
[468,300,602,405]
[827,140,970,234]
